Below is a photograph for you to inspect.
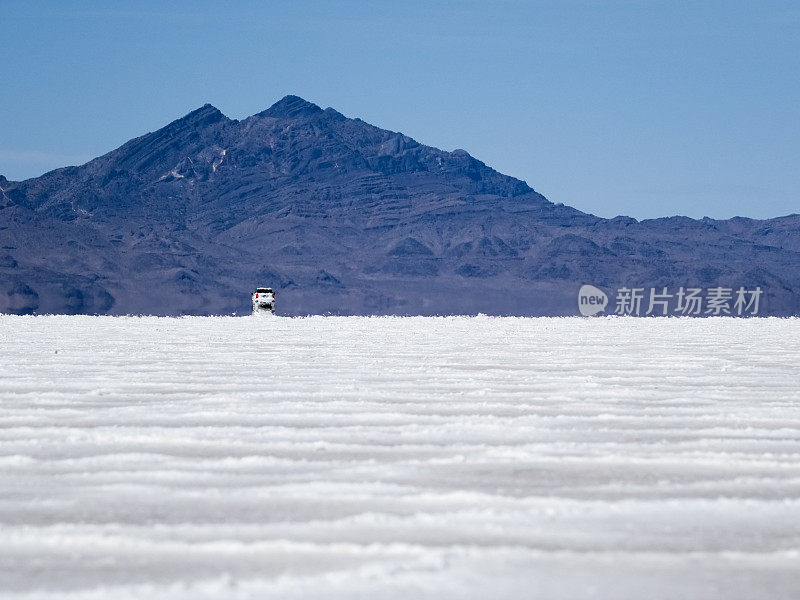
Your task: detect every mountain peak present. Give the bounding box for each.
[157,104,228,134]
[5,98,800,317]
[182,103,226,122]
[261,95,323,119]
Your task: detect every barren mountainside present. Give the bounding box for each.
[1,95,799,315]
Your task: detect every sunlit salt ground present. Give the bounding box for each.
[1,316,799,599]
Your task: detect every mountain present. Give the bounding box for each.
[1,95,799,316]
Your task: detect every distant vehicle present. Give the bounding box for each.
[252,287,275,314]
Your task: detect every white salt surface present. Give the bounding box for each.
[1,315,799,599]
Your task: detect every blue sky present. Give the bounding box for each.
[2,0,799,219]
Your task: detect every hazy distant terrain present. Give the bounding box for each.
[1,315,799,599]
[1,96,799,316]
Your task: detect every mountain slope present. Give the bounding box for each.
[1,95,799,315]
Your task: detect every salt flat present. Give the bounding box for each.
[0,315,799,599]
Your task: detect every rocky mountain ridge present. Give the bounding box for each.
[1,95,799,315]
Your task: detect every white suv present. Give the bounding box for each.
[252,287,275,314]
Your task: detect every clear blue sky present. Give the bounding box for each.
[2,0,799,219]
